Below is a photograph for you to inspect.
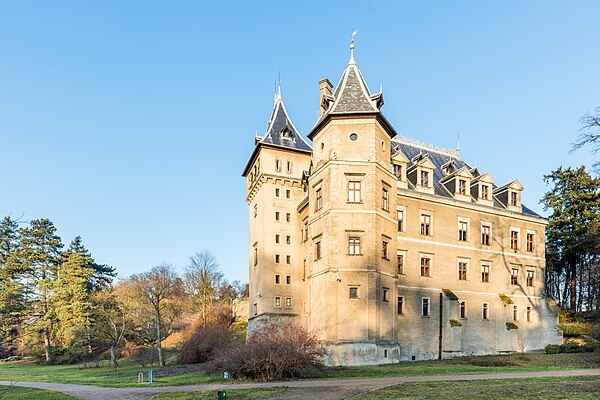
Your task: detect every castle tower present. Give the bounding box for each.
[242,86,312,332]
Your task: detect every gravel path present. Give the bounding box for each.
[2,369,600,400]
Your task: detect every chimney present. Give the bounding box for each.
[319,78,333,116]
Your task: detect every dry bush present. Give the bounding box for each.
[179,324,239,365]
[214,323,324,381]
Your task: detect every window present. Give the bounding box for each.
[316,188,323,210]
[526,306,532,321]
[511,191,518,206]
[286,275,291,285]
[382,188,389,210]
[511,268,519,285]
[303,219,308,241]
[397,296,404,315]
[275,188,280,197]
[275,211,280,221]
[481,264,490,282]
[286,255,291,264]
[459,301,467,319]
[481,225,491,246]
[381,240,389,259]
[526,270,534,287]
[482,303,489,320]
[420,170,429,187]
[349,132,358,141]
[254,246,258,266]
[253,303,257,316]
[422,298,430,317]
[382,288,390,302]
[420,257,431,277]
[286,213,291,222]
[510,230,519,250]
[526,233,534,252]
[513,305,518,321]
[481,184,489,200]
[393,164,403,179]
[458,220,468,241]
[275,159,281,172]
[315,241,321,260]
[348,237,361,255]
[397,208,404,232]
[287,161,292,174]
[420,214,431,236]
[275,254,281,264]
[348,181,361,203]
[286,189,291,199]
[275,274,281,284]
[458,262,467,280]
[275,234,280,244]
[458,179,467,195]
[254,204,257,218]
[396,252,404,274]
[349,287,358,299]
[274,296,281,307]
[285,297,292,308]
[286,235,291,245]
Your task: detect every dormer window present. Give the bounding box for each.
[510,192,518,206]
[458,179,467,195]
[481,184,489,200]
[420,170,429,187]
[393,164,403,179]
[281,125,292,139]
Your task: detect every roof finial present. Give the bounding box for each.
[456,132,461,158]
[349,29,358,64]
[274,72,282,103]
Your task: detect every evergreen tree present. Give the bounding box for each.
[67,236,116,291]
[17,219,63,362]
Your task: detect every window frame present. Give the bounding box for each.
[526,269,534,287]
[397,296,404,315]
[459,301,467,319]
[382,187,389,211]
[315,188,323,210]
[420,256,431,277]
[481,223,491,246]
[510,267,519,285]
[482,302,489,320]
[458,261,468,281]
[348,180,362,203]
[481,263,491,283]
[422,297,430,317]
[420,213,432,236]
[349,286,359,299]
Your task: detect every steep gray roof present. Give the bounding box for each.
[330,63,380,114]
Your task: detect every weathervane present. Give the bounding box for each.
[350,29,358,63]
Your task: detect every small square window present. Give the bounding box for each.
[349,287,358,299]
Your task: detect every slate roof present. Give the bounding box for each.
[330,63,380,114]
[392,137,541,218]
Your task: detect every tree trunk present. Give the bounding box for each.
[569,254,577,311]
[109,345,118,367]
[43,328,51,362]
[156,309,164,367]
[85,316,93,354]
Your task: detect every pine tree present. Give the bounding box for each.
[67,236,116,291]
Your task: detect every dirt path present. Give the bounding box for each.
[2,369,600,400]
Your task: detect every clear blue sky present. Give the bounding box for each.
[1,1,598,282]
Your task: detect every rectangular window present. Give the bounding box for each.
[316,188,323,210]
[253,303,257,316]
[397,208,404,232]
[274,296,281,307]
[526,306,532,321]
[458,220,468,241]
[513,305,518,321]
[420,170,429,187]
[286,189,291,199]
[420,257,431,277]
[420,214,431,236]
[394,164,403,179]
[275,188,280,197]
[285,297,292,308]
[275,234,280,244]
[460,301,466,319]
[275,274,281,284]
[422,298,430,317]
[526,270,534,287]
[315,241,321,260]
[458,179,466,195]
[275,159,281,172]
[287,161,292,174]
[481,184,489,200]
[275,211,280,221]
[397,296,404,315]
[348,237,361,255]
[481,264,490,282]
[303,219,308,242]
[396,252,404,274]
[481,225,491,246]
[482,303,489,320]
[458,262,467,280]
[286,235,291,245]
[382,188,389,210]
[275,254,281,264]
[286,255,291,264]
[254,246,258,266]
[511,192,518,206]
[382,288,390,302]
[286,213,291,222]
[348,181,361,203]
[349,287,358,299]
[510,230,519,250]
[254,204,257,218]
[286,275,291,285]
[511,268,519,285]
[526,233,534,252]
[381,240,389,259]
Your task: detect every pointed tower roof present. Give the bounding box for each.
[242,86,311,177]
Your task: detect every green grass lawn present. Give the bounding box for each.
[155,387,289,400]
[316,352,600,379]
[0,385,77,400]
[356,376,600,400]
[0,360,221,387]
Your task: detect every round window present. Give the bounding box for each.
[349,133,358,141]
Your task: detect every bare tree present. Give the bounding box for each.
[93,290,126,367]
[184,250,223,327]
[573,107,600,170]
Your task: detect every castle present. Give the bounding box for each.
[242,41,562,366]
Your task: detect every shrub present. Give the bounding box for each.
[561,322,591,337]
[214,324,324,381]
[180,324,239,365]
[544,340,600,354]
